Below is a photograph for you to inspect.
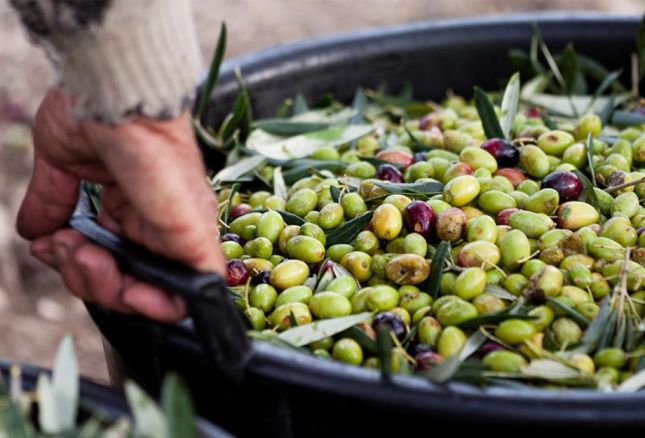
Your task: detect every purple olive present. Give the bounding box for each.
[541,171,582,203]
[414,350,444,371]
[496,208,518,226]
[480,138,520,167]
[221,233,245,245]
[227,259,249,286]
[372,312,406,340]
[403,200,436,239]
[376,164,404,183]
[230,203,252,219]
[252,270,271,284]
[524,107,541,118]
[478,341,506,358]
[413,152,428,163]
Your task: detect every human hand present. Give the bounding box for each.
[17,89,225,322]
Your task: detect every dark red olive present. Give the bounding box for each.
[376,164,404,183]
[480,138,520,167]
[403,200,436,239]
[226,259,249,286]
[541,171,582,203]
[221,233,245,245]
[413,152,428,163]
[414,350,444,371]
[230,203,252,219]
[419,113,436,130]
[408,341,432,357]
[637,227,645,236]
[252,270,271,284]
[478,341,506,358]
[496,208,519,225]
[373,312,406,340]
[524,107,541,118]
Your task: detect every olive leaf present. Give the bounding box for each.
[546,297,590,328]
[483,284,518,301]
[373,181,444,197]
[572,170,600,212]
[585,134,597,187]
[349,87,368,125]
[325,211,374,247]
[195,22,226,120]
[424,329,487,383]
[293,94,309,115]
[598,95,616,126]
[361,157,404,169]
[125,381,169,438]
[610,110,645,126]
[458,311,535,330]
[474,86,505,140]
[273,167,288,201]
[558,43,586,95]
[376,324,394,378]
[590,70,621,106]
[162,375,196,438]
[254,209,305,226]
[222,184,239,225]
[341,326,378,354]
[282,160,346,184]
[598,310,619,351]
[618,368,645,392]
[254,120,330,136]
[500,72,520,139]
[403,124,426,150]
[330,185,341,203]
[277,313,372,347]
[246,125,373,159]
[213,155,265,183]
[426,241,450,300]
[520,359,583,381]
[540,112,558,130]
[576,296,612,354]
[0,380,32,438]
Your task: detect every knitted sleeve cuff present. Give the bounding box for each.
[11,0,202,123]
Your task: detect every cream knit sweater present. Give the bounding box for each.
[10,0,202,123]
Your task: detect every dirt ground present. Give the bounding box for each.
[0,0,642,384]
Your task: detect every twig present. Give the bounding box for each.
[604,176,645,194]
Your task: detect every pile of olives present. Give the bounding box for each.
[218,93,645,388]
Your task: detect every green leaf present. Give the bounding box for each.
[330,185,341,203]
[522,94,628,118]
[585,134,597,187]
[500,72,520,139]
[235,68,253,135]
[223,183,239,225]
[36,374,58,434]
[618,368,645,392]
[610,110,645,126]
[637,14,645,82]
[373,181,444,197]
[426,241,450,300]
[546,297,590,328]
[376,324,393,378]
[341,326,378,354]
[484,284,518,301]
[195,23,227,120]
[213,154,265,183]
[520,359,582,380]
[0,380,32,438]
[572,170,600,212]
[254,120,330,136]
[273,167,288,201]
[278,313,372,347]
[598,94,616,126]
[125,380,168,438]
[458,311,535,330]
[598,310,618,351]
[293,94,308,115]
[540,111,558,130]
[45,335,78,434]
[558,43,584,94]
[218,86,249,142]
[424,329,487,383]
[592,70,621,101]
[578,54,626,92]
[325,211,374,247]
[162,375,196,438]
[577,296,612,354]
[281,161,346,184]
[403,123,426,150]
[254,209,305,226]
[246,125,373,159]
[474,87,505,139]
[350,88,368,125]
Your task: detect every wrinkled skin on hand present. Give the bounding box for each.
[17,89,225,322]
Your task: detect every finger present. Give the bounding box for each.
[30,236,56,267]
[16,155,80,240]
[71,243,135,314]
[51,229,92,301]
[121,278,187,322]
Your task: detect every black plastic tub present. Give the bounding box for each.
[0,362,233,437]
[87,12,645,437]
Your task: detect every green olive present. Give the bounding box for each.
[495,319,536,344]
[454,267,487,300]
[286,235,326,264]
[275,285,313,307]
[250,284,278,313]
[437,326,467,357]
[269,260,310,290]
[332,338,364,365]
[340,251,373,282]
[256,210,286,243]
[367,285,400,311]
[436,298,479,326]
[483,350,528,373]
[385,254,430,285]
[269,303,312,330]
[418,316,442,346]
[372,204,403,241]
[443,175,480,206]
[309,292,352,318]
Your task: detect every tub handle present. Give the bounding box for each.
[69,189,251,382]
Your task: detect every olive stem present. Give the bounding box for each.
[603,176,645,193]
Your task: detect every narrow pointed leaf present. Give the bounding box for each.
[373,181,443,197]
[350,88,368,124]
[52,335,78,432]
[125,381,168,438]
[342,326,378,354]
[213,155,265,183]
[162,375,196,438]
[273,167,288,201]
[500,72,520,139]
[618,368,645,392]
[195,23,227,119]
[577,296,612,354]
[278,313,372,347]
[484,284,518,301]
[37,374,59,434]
[585,134,596,187]
[572,170,600,212]
[546,297,590,328]
[325,211,374,247]
[474,87,505,139]
[293,94,308,115]
[223,183,239,225]
[427,241,450,299]
[424,330,486,383]
[520,359,582,380]
[376,325,393,377]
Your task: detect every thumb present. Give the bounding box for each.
[16,155,80,240]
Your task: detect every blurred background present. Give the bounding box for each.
[0,0,643,383]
